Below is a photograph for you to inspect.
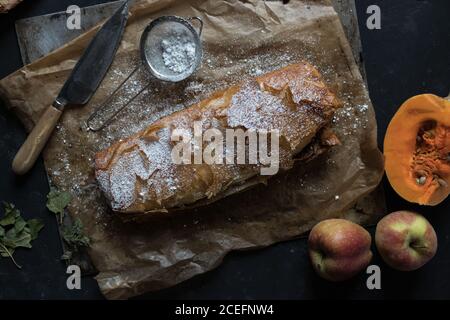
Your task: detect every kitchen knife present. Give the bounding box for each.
[12,1,129,175]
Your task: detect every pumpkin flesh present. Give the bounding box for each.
[384,94,450,205]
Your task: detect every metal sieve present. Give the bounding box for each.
[141,16,203,82]
[86,16,203,131]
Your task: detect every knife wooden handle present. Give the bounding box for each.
[12,105,62,175]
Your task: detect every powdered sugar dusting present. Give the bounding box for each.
[227,80,325,154]
[161,35,196,74]
[97,127,178,210]
[109,150,143,209]
[227,81,286,130]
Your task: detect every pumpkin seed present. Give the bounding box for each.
[416,176,427,185]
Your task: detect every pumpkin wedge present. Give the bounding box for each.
[384,94,450,205]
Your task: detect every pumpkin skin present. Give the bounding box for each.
[384,94,450,206]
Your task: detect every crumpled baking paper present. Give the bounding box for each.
[0,0,385,299]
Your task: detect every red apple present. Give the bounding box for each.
[308,219,373,281]
[375,211,437,271]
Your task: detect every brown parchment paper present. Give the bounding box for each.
[0,0,385,299]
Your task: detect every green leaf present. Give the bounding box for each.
[0,202,45,268]
[46,189,72,215]
[0,202,20,226]
[0,243,20,269]
[14,217,27,233]
[0,246,14,258]
[4,229,32,249]
[4,227,16,239]
[27,219,44,240]
[62,218,90,248]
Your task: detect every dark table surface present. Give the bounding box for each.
[0,0,449,299]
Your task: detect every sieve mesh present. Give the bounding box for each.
[141,17,202,82]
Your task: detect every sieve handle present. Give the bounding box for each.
[86,65,145,131]
[188,17,203,37]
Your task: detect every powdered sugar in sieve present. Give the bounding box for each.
[141,16,203,82]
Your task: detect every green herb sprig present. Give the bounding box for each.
[46,188,90,261]
[61,218,90,261]
[0,202,44,269]
[46,188,72,224]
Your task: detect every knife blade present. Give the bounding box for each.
[57,1,129,105]
[12,1,129,175]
